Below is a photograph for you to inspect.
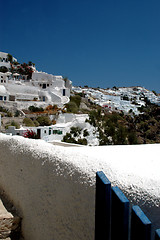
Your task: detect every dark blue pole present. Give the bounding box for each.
[131,205,152,240]
[95,171,111,240]
[111,186,130,240]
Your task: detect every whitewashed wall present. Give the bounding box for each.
[0,134,160,240]
[0,135,95,240]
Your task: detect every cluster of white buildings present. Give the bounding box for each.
[6,113,98,145]
[73,86,160,114]
[0,52,72,106]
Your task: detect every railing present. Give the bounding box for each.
[95,171,160,240]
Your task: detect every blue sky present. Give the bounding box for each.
[1,0,160,91]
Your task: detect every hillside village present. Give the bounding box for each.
[0,51,160,146]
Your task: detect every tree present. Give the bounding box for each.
[7,53,13,63]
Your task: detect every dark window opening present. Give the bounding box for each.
[42,83,46,89]
[63,89,66,96]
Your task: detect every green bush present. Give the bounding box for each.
[5,121,20,129]
[83,129,89,137]
[65,102,78,113]
[28,105,44,112]
[70,127,82,137]
[33,120,39,127]
[77,138,87,145]
[70,95,81,107]
[62,133,77,144]
[6,112,13,117]
[23,118,35,127]
[36,116,51,126]
[14,110,20,117]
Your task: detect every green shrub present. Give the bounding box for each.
[28,105,44,112]
[70,127,82,137]
[70,95,81,107]
[33,120,39,127]
[14,110,20,117]
[6,112,13,117]
[65,102,78,113]
[62,133,77,144]
[77,138,87,145]
[5,120,20,129]
[23,118,35,127]
[83,129,89,137]
[36,116,51,126]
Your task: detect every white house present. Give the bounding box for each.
[0,84,9,101]
[0,52,72,105]
[0,52,17,69]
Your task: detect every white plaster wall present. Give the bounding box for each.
[0,134,160,239]
[0,134,95,240]
[0,62,11,68]
[32,72,53,82]
[52,80,65,88]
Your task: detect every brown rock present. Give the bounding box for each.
[0,199,20,239]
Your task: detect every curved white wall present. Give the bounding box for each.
[0,134,160,239]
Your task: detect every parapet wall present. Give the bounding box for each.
[0,134,160,240]
[0,134,95,240]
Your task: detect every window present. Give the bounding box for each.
[47,84,49,87]
[63,89,66,96]
[4,96,6,101]
[49,129,51,135]
[1,80,3,83]
[44,130,46,134]
[0,96,3,100]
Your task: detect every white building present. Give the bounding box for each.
[0,85,9,101]
[0,52,17,69]
[0,52,72,105]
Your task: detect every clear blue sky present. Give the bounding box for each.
[1,0,160,92]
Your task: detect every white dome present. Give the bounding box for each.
[0,85,7,94]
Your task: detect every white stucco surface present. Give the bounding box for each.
[0,134,159,239]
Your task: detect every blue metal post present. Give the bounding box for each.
[95,171,111,240]
[111,186,130,240]
[155,229,160,240]
[131,205,152,240]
